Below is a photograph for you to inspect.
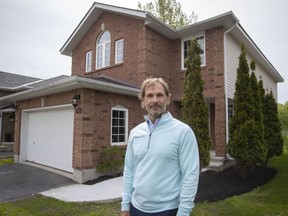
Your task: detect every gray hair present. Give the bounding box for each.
[138,77,170,101]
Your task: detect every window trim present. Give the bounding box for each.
[85,50,92,73]
[96,31,111,69]
[115,38,124,64]
[111,106,128,146]
[181,34,206,70]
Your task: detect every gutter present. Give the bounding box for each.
[0,76,140,103]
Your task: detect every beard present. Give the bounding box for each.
[146,104,167,120]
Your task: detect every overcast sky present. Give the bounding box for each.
[0,0,287,103]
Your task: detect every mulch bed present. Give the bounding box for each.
[84,175,115,185]
[195,166,277,203]
[84,166,277,203]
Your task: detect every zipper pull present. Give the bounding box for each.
[148,133,152,149]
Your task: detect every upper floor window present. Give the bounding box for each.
[182,35,205,69]
[96,31,111,69]
[115,39,124,64]
[111,106,128,145]
[85,50,92,72]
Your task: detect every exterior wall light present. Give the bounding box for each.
[72,94,81,108]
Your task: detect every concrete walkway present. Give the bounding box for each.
[41,176,123,202]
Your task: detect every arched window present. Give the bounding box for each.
[96,31,111,69]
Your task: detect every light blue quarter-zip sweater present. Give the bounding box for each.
[121,112,200,216]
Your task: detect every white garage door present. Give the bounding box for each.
[26,107,74,172]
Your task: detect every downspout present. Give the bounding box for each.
[0,111,2,142]
[224,22,238,145]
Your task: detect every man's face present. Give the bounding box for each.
[142,83,171,122]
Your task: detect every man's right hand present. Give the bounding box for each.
[120,211,130,216]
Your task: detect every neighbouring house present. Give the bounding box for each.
[0,71,42,151]
[0,2,284,183]
[0,72,69,151]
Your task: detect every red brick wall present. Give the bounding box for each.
[71,12,180,116]
[170,26,227,156]
[72,12,146,86]
[71,13,227,156]
[205,27,226,157]
[71,12,176,87]
[73,88,145,169]
[14,88,145,170]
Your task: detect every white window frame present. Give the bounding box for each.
[181,35,206,70]
[115,39,124,64]
[96,31,111,69]
[111,106,128,146]
[85,50,92,72]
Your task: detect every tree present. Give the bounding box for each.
[263,91,284,165]
[228,44,267,177]
[250,62,265,155]
[137,0,197,29]
[181,39,211,168]
[228,44,254,142]
[278,102,288,149]
[258,77,266,113]
[250,61,264,130]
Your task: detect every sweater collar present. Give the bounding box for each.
[144,112,172,127]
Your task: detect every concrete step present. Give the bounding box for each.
[203,153,237,172]
[208,156,225,171]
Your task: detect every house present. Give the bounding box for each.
[0,72,69,151]
[0,71,42,150]
[0,2,284,183]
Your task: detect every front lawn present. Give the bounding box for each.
[0,150,287,216]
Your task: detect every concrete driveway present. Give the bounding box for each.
[0,163,75,202]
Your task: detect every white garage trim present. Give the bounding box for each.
[20,105,74,172]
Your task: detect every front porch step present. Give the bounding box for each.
[202,152,237,172]
[207,156,225,172]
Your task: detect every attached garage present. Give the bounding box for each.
[0,76,140,183]
[20,105,74,172]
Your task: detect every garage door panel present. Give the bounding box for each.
[26,108,74,172]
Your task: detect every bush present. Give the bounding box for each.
[96,145,125,177]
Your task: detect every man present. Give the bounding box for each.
[121,78,199,216]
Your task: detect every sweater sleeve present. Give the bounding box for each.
[177,127,200,216]
[121,134,135,211]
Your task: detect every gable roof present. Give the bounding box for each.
[60,2,238,56]
[60,2,283,83]
[0,71,42,91]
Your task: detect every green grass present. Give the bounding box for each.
[0,151,287,216]
[0,197,120,216]
[0,157,13,166]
